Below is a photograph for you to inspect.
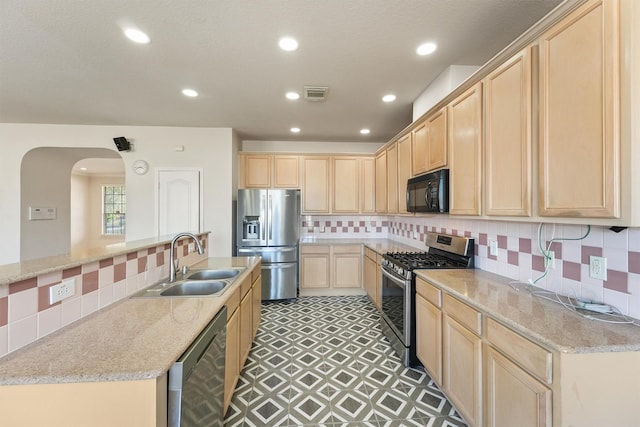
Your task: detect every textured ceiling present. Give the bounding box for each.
[0,0,563,143]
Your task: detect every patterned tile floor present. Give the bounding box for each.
[224,296,468,427]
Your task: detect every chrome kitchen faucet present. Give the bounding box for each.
[169,232,204,282]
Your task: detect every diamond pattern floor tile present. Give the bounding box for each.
[224,295,467,427]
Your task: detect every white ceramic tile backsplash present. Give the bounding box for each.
[302,215,639,320]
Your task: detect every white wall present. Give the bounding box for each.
[70,173,91,252]
[412,65,481,120]
[0,124,236,265]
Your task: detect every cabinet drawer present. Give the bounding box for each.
[364,247,377,260]
[332,244,362,254]
[300,244,330,254]
[240,275,252,298]
[226,286,241,320]
[442,294,481,335]
[416,277,441,307]
[485,317,552,385]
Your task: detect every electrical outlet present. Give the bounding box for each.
[50,278,76,305]
[489,240,498,256]
[590,256,607,280]
[545,251,555,269]
[188,243,195,253]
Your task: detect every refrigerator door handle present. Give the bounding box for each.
[268,194,273,242]
[260,194,266,242]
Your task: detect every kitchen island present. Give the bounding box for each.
[0,256,261,427]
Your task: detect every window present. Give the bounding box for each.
[103,185,126,235]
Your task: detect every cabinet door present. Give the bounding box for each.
[244,155,272,188]
[485,47,532,216]
[443,314,482,427]
[397,134,412,214]
[239,289,253,368]
[539,0,619,218]
[412,121,428,176]
[302,156,330,213]
[333,157,360,213]
[364,253,377,305]
[360,157,376,213]
[416,294,442,385]
[273,155,299,188]
[252,275,262,337]
[375,150,387,213]
[332,247,362,289]
[484,345,551,427]
[448,82,483,216]
[386,142,398,213]
[224,307,240,411]
[300,246,331,289]
[427,107,448,171]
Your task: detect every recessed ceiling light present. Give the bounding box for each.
[80,167,88,171]
[360,129,371,135]
[286,92,300,100]
[182,89,198,97]
[124,28,150,44]
[382,94,396,103]
[279,37,299,51]
[290,127,301,133]
[416,42,437,56]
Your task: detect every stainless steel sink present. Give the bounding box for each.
[160,280,227,296]
[186,268,242,281]
[132,267,246,299]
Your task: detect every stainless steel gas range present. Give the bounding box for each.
[379,232,474,367]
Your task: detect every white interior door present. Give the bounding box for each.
[157,169,201,236]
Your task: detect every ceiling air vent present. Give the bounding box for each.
[304,86,329,102]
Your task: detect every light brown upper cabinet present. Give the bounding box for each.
[273,155,300,188]
[412,107,447,177]
[302,156,330,214]
[397,134,412,214]
[427,108,448,172]
[386,142,398,214]
[538,0,620,218]
[332,156,360,213]
[448,82,483,216]
[242,154,271,188]
[360,157,376,213]
[484,46,532,217]
[375,150,387,213]
[240,154,299,188]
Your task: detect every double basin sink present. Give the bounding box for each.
[133,267,246,298]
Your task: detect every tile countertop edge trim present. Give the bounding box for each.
[415,269,640,355]
[0,232,211,286]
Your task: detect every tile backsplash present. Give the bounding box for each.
[0,234,209,358]
[302,215,640,320]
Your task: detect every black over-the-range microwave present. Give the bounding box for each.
[406,169,449,213]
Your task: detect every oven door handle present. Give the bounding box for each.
[381,267,407,288]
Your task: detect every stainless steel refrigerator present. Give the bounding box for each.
[236,189,300,300]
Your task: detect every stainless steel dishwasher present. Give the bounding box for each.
[167,306,227,427]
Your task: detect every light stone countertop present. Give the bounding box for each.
[0,256,260,386]
[302,238,423,254]
[416,269,640,354]
[0,232,211,286]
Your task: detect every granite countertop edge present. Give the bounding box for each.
[415,269,640,355]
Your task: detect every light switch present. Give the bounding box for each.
[29,206,57,220]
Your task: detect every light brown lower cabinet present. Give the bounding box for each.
[300,244,363,296]
[484,344,551,427]
[224,265,262,413]
[415,293,442,384]
[443,313,483,427]
[363,247,379,308]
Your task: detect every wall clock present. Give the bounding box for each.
[132,160,149,175]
